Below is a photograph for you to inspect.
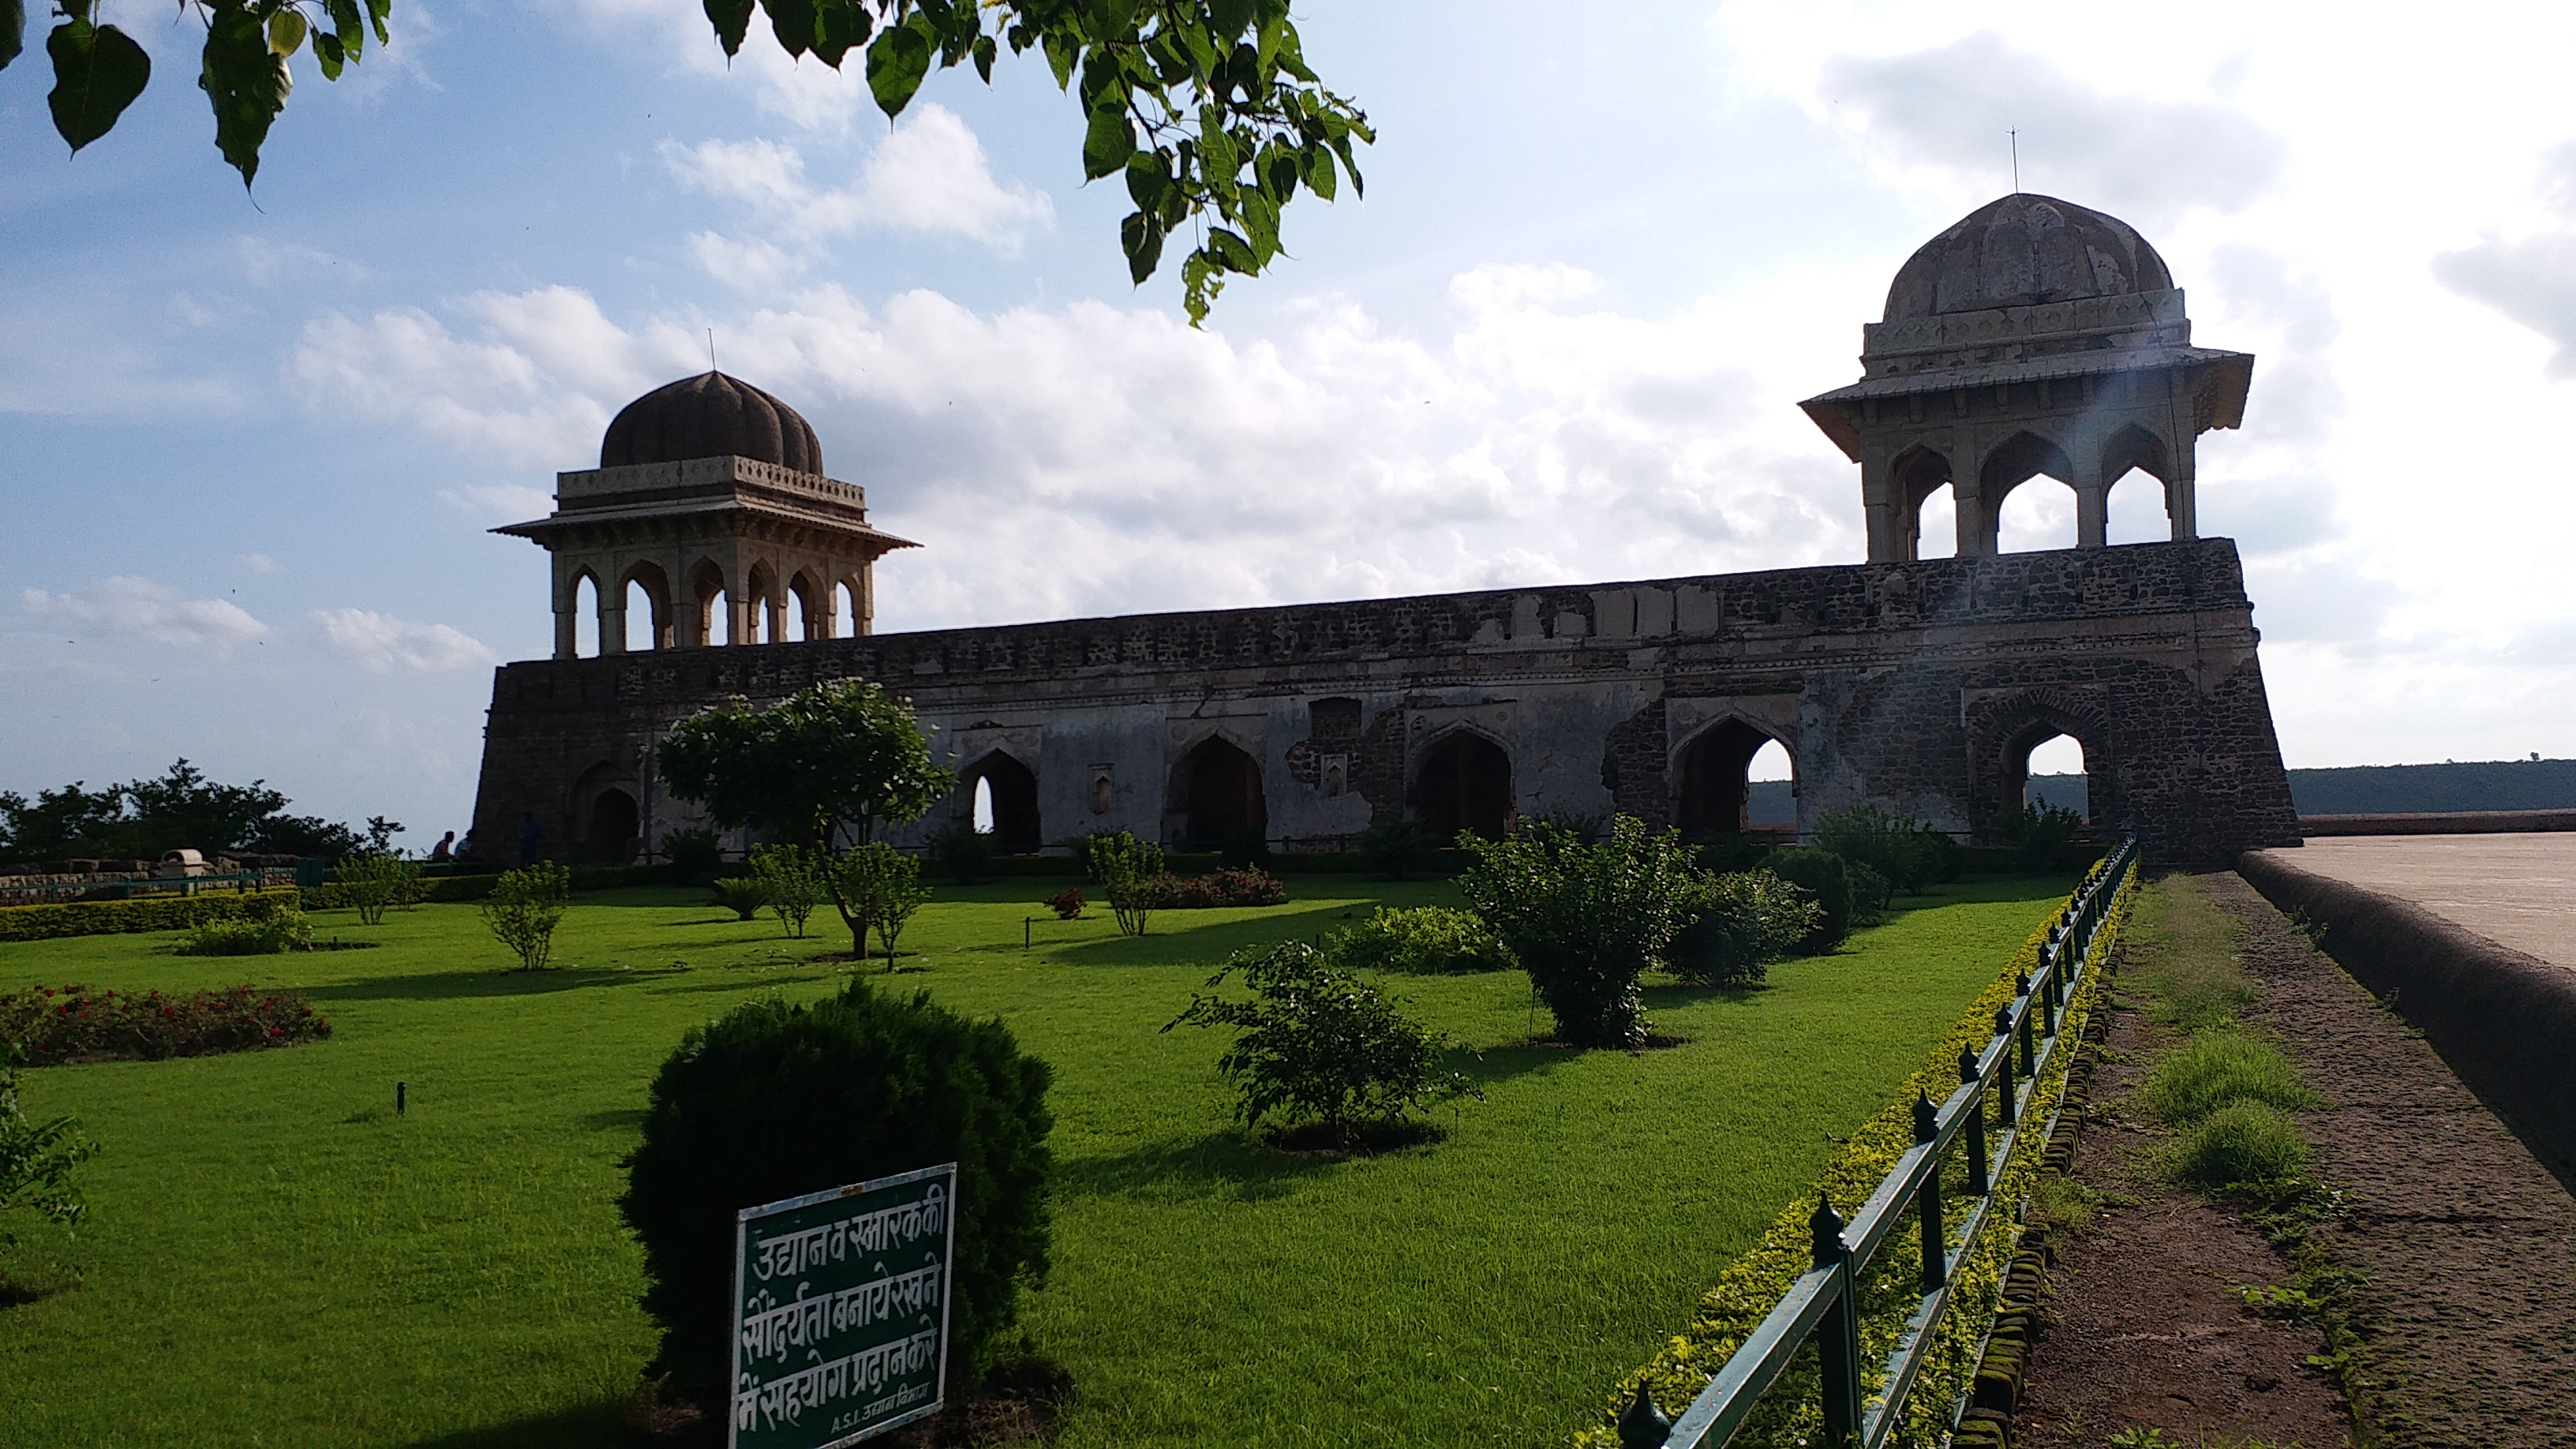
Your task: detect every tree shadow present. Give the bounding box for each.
[580,1108,646,1133]
[1052,901,1377,970]
[401,1401,640,1449]
[1055,1129,1344,1203]
[304,966,691,1004]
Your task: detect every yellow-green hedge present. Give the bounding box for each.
[0,888,308,944]
[1578,863,2137,1448]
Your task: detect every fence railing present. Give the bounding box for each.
[0,871,297,907]
[1621,833,2140,1449]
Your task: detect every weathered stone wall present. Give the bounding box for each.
[467,537,2301,865]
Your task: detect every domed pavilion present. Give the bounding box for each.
[495,372,916,658]
[1800,194,2255,563]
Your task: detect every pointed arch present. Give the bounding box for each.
[621,561,673,651]
[571,568,602,658]
[959,749,1041,852]
[1981,430,2078,553]
[685,558,727,646]
[1410,727,1514,840]
[1892,444,1954,562]
[1164,736,1267,848]
[788,568,830,642]
[743,560,781,645]
[1674,717,1793,833]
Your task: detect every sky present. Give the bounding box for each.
[6,0,2576,841]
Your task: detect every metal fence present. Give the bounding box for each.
[1621,833,2140,1449]
[0,870,297,907]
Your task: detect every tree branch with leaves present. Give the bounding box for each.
[2,0,1368,322]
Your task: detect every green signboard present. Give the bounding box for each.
[729,1163,958,1449]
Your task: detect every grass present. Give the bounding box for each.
[0,872,2079,1448]
[2138,1032,2319,1126]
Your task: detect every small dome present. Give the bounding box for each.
[1882,194,2174,322]
[600,372,823,473]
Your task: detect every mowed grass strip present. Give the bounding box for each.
[0,874,2075,1448]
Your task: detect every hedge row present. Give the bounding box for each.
[1578,861,2136,1447]
[0,889,308,944]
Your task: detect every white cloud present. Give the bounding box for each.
[238,553,279,575]
[21,578,270,650]
[237,237,372,286]
[2434,232,2576,377]
[665,105,1052,267]
[313,609,500,672]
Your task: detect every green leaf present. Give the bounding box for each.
[863,17,931,118]
[1119,209,1163,284]
[1039,26,1076,88]
[1208,0,1253,42]
[1300,140,1335,200]
[702,0,753,57]
[313,27,343,79]
[46,19,150,154]
[327,0,362,58]
[762,0,814,58]
[199,3,292,189]
[366,0,389,46]
[267,7,308,56]
[1122,149,1166,211]
[812,0,868,66]
[1080,99,1133,179]
[1206,226,1257,275]
[2,0,26,73]
[969,32,994,82]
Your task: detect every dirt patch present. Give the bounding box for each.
[2206,871,2576,1449]
[2010,893,2353,1448]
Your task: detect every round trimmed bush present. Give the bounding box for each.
[620,979,1054,1411]
[1760,847,1851,953]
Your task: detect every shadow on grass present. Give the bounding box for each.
[581,1107,646,1133]
[1052,901,1377,970]
[401,1401,637,1449]
[1057,1129,1342,1203]
[304,967,691,1003]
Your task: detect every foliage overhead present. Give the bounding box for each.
[0,758,380,863]
[0,1040,100,1255]
[655,681,950,851]
[620,979,1054,1406]
[1163,941,1475,1145]
[1453,815,1705,1050]
[2,0,1368,320]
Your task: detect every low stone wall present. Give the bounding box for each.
[2299,809,2576,837]
[2237,851,2576,1184]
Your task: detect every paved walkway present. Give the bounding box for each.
[2263,833,2576,971]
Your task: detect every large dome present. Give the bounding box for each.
[600,371,823,473]
[1882,194,2174,323]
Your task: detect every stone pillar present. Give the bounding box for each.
[552,564,578,661]
[1955,480,1994,558]
[858,564,875,636]
[1862,454,1904,564]
[728,591,753,646]
[765,592,787,645]
[599,572,627,656]
[2074,451,2109,550]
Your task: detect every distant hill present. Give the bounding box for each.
[1752,758,2576,827]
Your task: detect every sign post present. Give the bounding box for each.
[728,1163,959,1449]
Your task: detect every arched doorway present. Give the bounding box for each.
[960,751,1041,853]
[1676,718,1791,833]
[588,788,639,862]
[1412,731,1513,839]
[1168,739,1266,848]
[1979,430,2076,554]
[1893,445,1954,562]
[2012,731,2090,822]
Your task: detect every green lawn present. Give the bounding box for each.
[0,873,2075,1448]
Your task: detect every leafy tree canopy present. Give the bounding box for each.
[1,0,1369,322]
[653,680,951,849]
[0,758,386,863]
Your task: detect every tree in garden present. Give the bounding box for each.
[746,844,823,939]
[0,1041,99,1258]
[331,848,421,926]
[620,979,1054,1409]
[831,843,929,967]
[1453,815,1705,1050]
[1664,871,1820,987]
[4,0,1368,321]
[1163,942,1475,1148]
[1084,830,1164,937]
[481,861,571,971]
[0,758,375,863]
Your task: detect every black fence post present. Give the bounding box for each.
[1993,1005,2019,1127]
[1812,1193,1863,1448]
[1616,1381,1672,1449]
[1913,1092,1946,1291]
[1960,1046,1989,1195]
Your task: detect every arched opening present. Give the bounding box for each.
[1915,484,1957,560]
[2102,425,2172,546]
[839,578,865,638]
[1979,431,2076,554]
[687,560,727,647]
[2002,726,2091,829]
[960,750,1041,853]
[1893,446,1954,562]
[588,788,640,862]
[1167,738,1266,848]
[572,573,601,657]
[711,589,736,645]
[1747,738,1795,826]
[788,570,828,642]
[623,564,672,651]
[1676,719,1792,833]
[743,563,778,645]
[1411,731,1514,840]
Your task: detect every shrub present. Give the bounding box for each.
[176,907,313,956]
[1845,860,1892,927]
[1760,847,1852,953]
[1042,888,1085,920]
[0,887,304,944]
[331,849,422,926]
[2169,1100,2308,1192]
[1086,831,1164,938]
[1351,818,1438,881]
[1812,803,1948,893]
[2138,1032,2318,1125]
[1069,831,1125,884]
[1455,816,1704,1050]
[710,878,766,923]
[0,983,330,1065]
[1152,867,1287,909]
[1666,871,1820,987]
[482,861,571,971]
[661,827,723,879]
[930,824,996,885]
[1163,942,1476,1146]
[1216,826,1271,870]
[1994,803,2085,871]
[0,1041,100,1255]
[620,979,1054,1410]
[1329,906,1512,975]
[829,844,930,966]
[746,844,823,939]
